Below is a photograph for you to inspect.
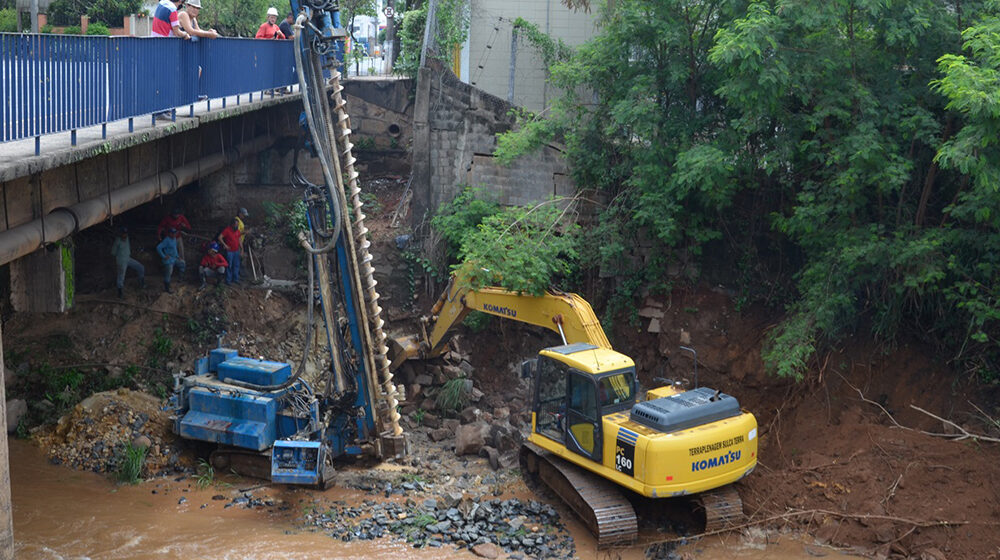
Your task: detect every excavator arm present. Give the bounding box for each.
[390,272,611,369]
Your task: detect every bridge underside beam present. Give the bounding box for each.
[0,135,273,268]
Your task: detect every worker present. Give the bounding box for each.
[255,7,286,39]
[217,218,242,285]
[156,227,187,293]
[198,242,228,288]
[110,226,145,298]
[235,207,250,243]
[157,208,192,260]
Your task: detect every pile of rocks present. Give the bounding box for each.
[394,346,530,469]
[304,492,575,559]
[33,389,183,476]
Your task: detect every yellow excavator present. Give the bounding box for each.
[391,272,758,546]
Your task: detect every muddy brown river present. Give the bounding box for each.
[11,439,862,559]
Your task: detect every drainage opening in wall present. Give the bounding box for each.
[387,124,401,138]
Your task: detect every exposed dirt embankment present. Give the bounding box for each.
[603,288,1000,559]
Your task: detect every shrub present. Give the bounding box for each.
[115,441,148,484]
[0,8,18,32]
[63,24,82,35]
[85,21,110,35]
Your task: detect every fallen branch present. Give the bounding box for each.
[910,405,1000,444]
[627,508,976,549]
[836,372,1000,444]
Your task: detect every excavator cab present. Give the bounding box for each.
[529,343,637,464]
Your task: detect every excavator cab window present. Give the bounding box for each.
[534,356,568,442]
[596,370,636,412]
[566,372,602,461]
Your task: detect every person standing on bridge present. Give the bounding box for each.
[157,228,187,293]
[179,0,219,41]
[279,12,294,40]
[110,226,145,299]
[255,7,286,39]
[151,0,191,39]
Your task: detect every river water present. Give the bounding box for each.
[11,439,862,559]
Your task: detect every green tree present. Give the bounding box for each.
[497,0,1000,381]
[48,0,141,26]
[0,7,17,32]
[200,0,270,37]
[395,0,469,77]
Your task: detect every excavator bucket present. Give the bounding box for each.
[388,334,422,371]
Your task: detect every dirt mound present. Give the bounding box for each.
[33,389,185,476]
[609,287,1000,559]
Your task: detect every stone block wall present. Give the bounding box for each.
[413,59,574,222]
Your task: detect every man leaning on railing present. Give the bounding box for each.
[151,0,191,39]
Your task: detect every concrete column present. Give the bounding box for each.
[10,243,73,313]
[0,321,14,560]
[410,66,433,227]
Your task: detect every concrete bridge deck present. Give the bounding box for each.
[0,88,303,184]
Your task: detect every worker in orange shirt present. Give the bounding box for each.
[255,7,286,39]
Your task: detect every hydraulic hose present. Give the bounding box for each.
[293,13,342,255]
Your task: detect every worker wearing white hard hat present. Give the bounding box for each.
[255,7,286,39]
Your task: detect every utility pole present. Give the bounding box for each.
[30,0,39,33]
[385,0,397,72]
[508,28,517,103]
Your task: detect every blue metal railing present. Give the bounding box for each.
[0,34,297,153]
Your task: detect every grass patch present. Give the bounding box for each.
[115,441,148,484]
[195,458,215,489]
[436,378,469,413]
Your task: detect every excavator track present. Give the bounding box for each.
[696,485,745,532]
[520,443,637,548]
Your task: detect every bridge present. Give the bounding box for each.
[0,32,569,559]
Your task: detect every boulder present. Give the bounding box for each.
[442,365,464,381]
[414,374,433,386]
[638,306,665,319]
[429,428,452,442]
[443,418,460,432]
[422,413,442,429]
[490,423,522,452]
[407,384,423,400]
[5,399,27,433]
[455,422,488,456]
[469,387,484,402]
[460,406,480,424]
[458,360,475,377]
[472,543,500,559]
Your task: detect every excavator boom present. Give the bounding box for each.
[391,274,611,368]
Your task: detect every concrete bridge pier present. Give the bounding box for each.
[11,244,73,313]
[0,321,12,560]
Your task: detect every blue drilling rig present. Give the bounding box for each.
[170,0,406,486]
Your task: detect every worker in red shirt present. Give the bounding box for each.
[217,218,243,284]
[199,242,229,288]
[255,7,286,39]
[157,208,192,260]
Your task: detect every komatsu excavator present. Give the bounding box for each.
[391,272,757,546]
